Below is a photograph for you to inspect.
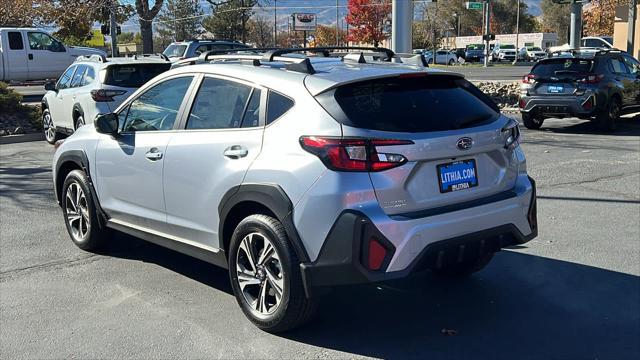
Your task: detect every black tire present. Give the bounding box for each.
[596,97,620,132]
[431,252,495,278]
[75,113,85,130]
[43,108,61,145]
[61,170,109,251]
[229,214,317,333]
[522,112,544,129]
[448,58,455,66]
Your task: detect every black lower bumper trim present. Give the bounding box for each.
[300,215,536,298]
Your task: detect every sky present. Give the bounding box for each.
[115,0,543,33]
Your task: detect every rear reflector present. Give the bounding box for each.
[300,136,413,172]
[368,238,387,271]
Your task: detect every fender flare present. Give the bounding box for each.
[54,150,108,228]
[218,184,309,263]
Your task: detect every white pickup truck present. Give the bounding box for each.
[1,28,106,82]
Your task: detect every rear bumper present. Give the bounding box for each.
[520,93,600,117]
[300,176,537,297]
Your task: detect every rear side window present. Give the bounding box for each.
[266,91,294,124]
[104,64,171,88]
[70,65,87,87]
[317,75,499,133]
[609,58,629,74]
[532,59,593,78]
[8,32,23,50]
[186,77,253,130]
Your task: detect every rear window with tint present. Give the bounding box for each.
[317,75,500,133]
[532,59,593,78]
[266,91,294,124]
[104,64,171,88]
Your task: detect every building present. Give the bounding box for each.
[443,33,558,50]
[613,4,639,59]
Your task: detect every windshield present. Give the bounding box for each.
[104,64,172,88]
[317,75,499,133]
[466,44,484,50]
[532,59,594,78]
[162,44,187,58]
[501,45,516,50]
[530,47,543,51]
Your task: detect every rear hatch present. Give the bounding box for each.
[315,74,519,216]
[527,58,594,96]
[100,62,171,111]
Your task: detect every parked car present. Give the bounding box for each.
[581,36,614,49]
[519,50,640,131]
[42,55,171,144]
[490,43,517,62]
[52,47,537,332]
[162,39,250,62]
[0,27,106,82]
[519,46,547,61]
[423,49,457,65]
[465,44,485,62]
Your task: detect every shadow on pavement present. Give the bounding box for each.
[99,233,640,359]
[536,115,640,136]
[283,251,640,359]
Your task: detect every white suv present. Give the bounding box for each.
[42,55,171,144]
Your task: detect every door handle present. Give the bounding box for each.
[28,54,33,60]
[223,145,248,159]
[145,148,163,161]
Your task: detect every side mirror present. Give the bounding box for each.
[94,113,119,136]
[44,81,56,91]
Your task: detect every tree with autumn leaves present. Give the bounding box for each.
[582,0,627,37]
[346,0,391,47]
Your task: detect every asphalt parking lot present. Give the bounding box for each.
[1,115,639,359]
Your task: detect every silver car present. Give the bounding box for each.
[52,48,537,332]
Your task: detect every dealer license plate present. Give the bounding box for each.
[437,159,479,193]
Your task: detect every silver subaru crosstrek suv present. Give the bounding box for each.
[52,48,537,332]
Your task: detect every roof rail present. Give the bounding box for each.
[260,46,396,62]
[133,53,170,61]
[75,54,107,63]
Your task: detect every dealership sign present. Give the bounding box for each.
[293,13,317,31]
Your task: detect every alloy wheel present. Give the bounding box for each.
[236,232,284,317]
[43,112,55,142]
[65,182,90,242]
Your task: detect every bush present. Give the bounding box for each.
[0,82,42,135]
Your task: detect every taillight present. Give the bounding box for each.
[299,136,413,172]
[502,118,521,150]
[519,98,526,109]
[582,96,595,110]
[522,74,536,84]
[90,89,126,102]
[577,74,604,84]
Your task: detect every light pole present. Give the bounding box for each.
[628,0,637,54]
[336,0,339,46]
[274,0,277,46]
[391,0,412,54]
[513,0,520,64]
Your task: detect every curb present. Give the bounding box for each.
[0,133,46,145]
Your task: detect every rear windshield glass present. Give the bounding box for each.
[532,59,593,78]
[501,45,515,49]
[318,76,500,133]
[104,64,171,88]
[163,44,187,58]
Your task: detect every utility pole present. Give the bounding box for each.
[274,0,277,46]
[483,0,490,67]
[628,0,637,55]
[391,0,412,54]
[336,0,340,46]
[569,0,582,49]
[109,1,118,57]
[241,0,246,44]
[514,0,520,63]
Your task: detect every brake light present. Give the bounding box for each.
[577,74,604,84]
[582,96,595,110]
[90,89,126,102]
[522,74,536,84]
[299,136,413,172]
[502,118,521,150]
